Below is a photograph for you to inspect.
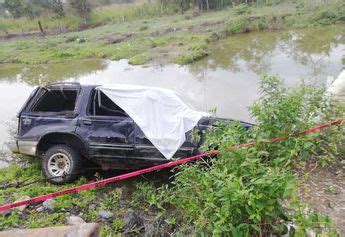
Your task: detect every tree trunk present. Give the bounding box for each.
[38,21,45,35]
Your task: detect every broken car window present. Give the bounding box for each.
[32,89,78,113]
[88,89,127,117]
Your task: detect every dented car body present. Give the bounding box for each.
[9,82,252,184]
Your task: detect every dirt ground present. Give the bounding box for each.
[299,160,345,235]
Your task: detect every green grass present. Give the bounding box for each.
[128,53,152,65]
[0,3,168,37]
[174,41,209,64]
[0,155,173,234]
[0,0,344,66]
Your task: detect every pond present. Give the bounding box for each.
[0,25,344,152]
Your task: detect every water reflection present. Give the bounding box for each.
[0,25,343,148]
[191,26,344,81]
[0,60,107,85]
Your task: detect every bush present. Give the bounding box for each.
[227,18,249,34]
[174,43,208,64]
[128,53,151,65]
[150,75,343,235]
[234,4,251,15]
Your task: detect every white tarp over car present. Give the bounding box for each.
[97,84,210,159]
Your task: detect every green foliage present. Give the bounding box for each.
[311,9,339,26]
[48,0,65,17]
[128,53,152,65]
[0,212,21,229]
[144,75,343,235]
[166,126,295,235]
[234,4,251,15]
[3,0,37,18]
[227,18,249,34]
[69,0,91,24]
[250,75,344,166]
[149,37,169,48]
[174,42,208,64]
[26,212,65,228]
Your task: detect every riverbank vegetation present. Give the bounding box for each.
[0,76,343,235]
[0,0,344,65]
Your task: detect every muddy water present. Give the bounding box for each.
[0,25,344,152]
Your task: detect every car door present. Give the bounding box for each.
[134,125,196,159]
[18,85,81,156]
[76,89,135,160]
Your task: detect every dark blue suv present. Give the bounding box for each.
[9,83,252,184]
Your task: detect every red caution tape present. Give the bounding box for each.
[0,119,343,212]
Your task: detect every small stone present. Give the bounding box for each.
[88,204,96,210]
[123,211,143,230]
[36,206,44,213]
[144,223,155,237]
[15,196,31,212]
[97,210,113,219]
[67,215,86,225]
[115,187,124,197]
[43,198,55,210]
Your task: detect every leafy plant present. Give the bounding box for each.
[227,18,249,34]
[147,75,343,235]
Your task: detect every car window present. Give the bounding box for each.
[88,89,127,117]
[31,88,78,113]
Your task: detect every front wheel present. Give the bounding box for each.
[41,145,83,185]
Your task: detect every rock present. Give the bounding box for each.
[306,228,316,237]
[14,196,31,212]
[115,187,124,197]
[88,204,96,210]
[0,223,100,237]
[67,215,86,225]
[36,206,44,213]
[98,210,113,219]
[42,198,55,210]
[144,223,155,237]
[123,211,143,231]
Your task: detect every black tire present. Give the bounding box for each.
[41,145,83,185]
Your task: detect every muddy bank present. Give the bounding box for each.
[299,160,345,236]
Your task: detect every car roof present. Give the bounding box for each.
[45,82,97,90]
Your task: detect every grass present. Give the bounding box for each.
[0,155,158,234]
[0,3,170,37]
[0,1,344,66]
[128,53,152,65]
[174,42,209,64]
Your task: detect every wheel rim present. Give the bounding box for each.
[47,152,71,177]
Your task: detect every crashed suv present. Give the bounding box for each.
[9,83,252,184]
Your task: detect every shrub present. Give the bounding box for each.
[128,53,151,65]
[152,75,343,235]
[174,43,208,64]
[227,18,249,34]
[234,4,251,15]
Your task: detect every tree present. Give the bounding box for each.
[4,0,25,18]
[69,0,91,25]
[30,0,64,17]
[48,0,64,17]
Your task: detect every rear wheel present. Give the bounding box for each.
[41,145,83,185]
